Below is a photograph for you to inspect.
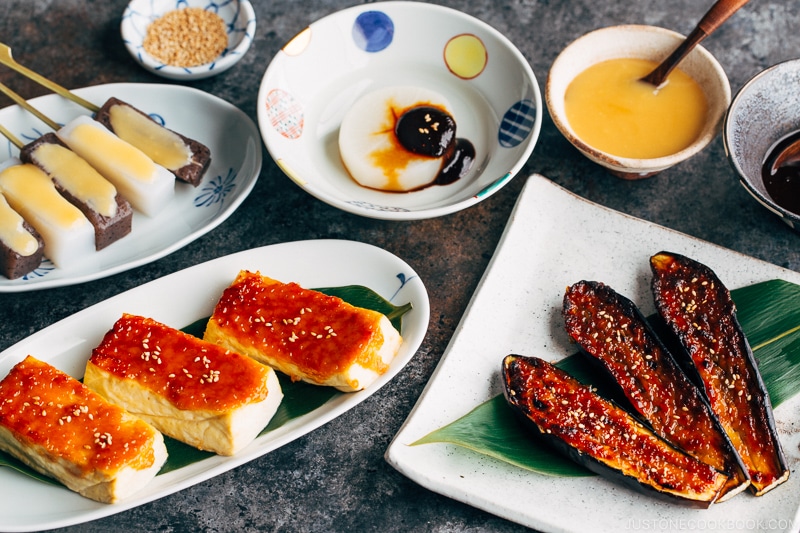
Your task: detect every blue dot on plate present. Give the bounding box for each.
[498,99,537,148]
[352,11,394,52]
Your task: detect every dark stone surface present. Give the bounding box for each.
[0,0,798,531]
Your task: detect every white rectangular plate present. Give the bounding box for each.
[0,239,429,532]
[386,174,800,533]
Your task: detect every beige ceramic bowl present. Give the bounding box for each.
[546,25,731,179]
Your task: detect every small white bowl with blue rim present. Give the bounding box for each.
[121,0,256,81]
[257,1,542,220]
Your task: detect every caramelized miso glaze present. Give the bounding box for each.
[90,314,270,412]
[502,354,728,506]
[207,271,390,382]
[562,280,749,499]
[650,252,789,496]
[0,355,158,473]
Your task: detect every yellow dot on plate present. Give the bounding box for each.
[444,34,487,79]
[283,27,311,56]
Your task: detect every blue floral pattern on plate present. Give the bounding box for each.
[121,0,256,80]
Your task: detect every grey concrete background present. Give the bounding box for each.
[0,0,799,531]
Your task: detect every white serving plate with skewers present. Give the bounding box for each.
[0,82,262,292]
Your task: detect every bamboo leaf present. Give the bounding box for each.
[414,279,800,477]
[728,279,800,407]
[316,285,411,332]
[260,374,341,434]
[412,395,591,476]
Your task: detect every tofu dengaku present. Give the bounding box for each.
[0,355,167,503]
[203,271,403,392]
[85,314,282,456]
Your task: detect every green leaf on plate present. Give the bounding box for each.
[260,373,341,434]
[726,279,800,408]
[412,394,591,477]
[1,284,410,483]
[0,452,61,486]
[413,279,800,477]
[315,285,412,332]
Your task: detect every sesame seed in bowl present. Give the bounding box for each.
[121,0,256,81]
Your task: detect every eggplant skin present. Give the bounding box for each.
[650,251,790,496]
[562,280,750,500]
[501,354,728,508]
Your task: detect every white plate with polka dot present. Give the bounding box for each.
[257,1,542,220]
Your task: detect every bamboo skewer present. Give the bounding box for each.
[0,81,60,150]
[0,81,60,131]
[0,123,23,150]
[0,42,99,113]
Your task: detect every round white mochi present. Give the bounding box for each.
[338,86,454,192]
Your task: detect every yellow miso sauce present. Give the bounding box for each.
[564,58,708,159]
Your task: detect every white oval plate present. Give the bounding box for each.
[0,82,262,292]
[0,239,429,532]
[258,1,542,220]
[387,174,800,533]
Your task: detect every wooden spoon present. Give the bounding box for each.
[0,42,99,113]
[640,0,751,88]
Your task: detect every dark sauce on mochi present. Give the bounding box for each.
[762,130,800,214]
[395,106,455,158]
[394,105,474,189]
[436,139,475,186]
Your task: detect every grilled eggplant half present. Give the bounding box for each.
[502,354,729,507]
[650,251,789,496]
[562,281,750,500]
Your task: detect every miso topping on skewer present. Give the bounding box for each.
[0,191,44,279]
[94,97,211,187]
[58,115,175,217]
[0,159,94,268]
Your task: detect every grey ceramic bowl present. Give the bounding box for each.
[724,58,800,230]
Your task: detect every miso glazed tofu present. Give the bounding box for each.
[84,314,283,456]
[203,270,403,392]
[0,356,167,503]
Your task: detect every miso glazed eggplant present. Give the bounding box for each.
[650,251,789,496]
[562,281,750,500]
[501,354,729,507]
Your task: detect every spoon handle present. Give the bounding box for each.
[0,42,100,113]
[695,0,751,35]
[641,0,751,87]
